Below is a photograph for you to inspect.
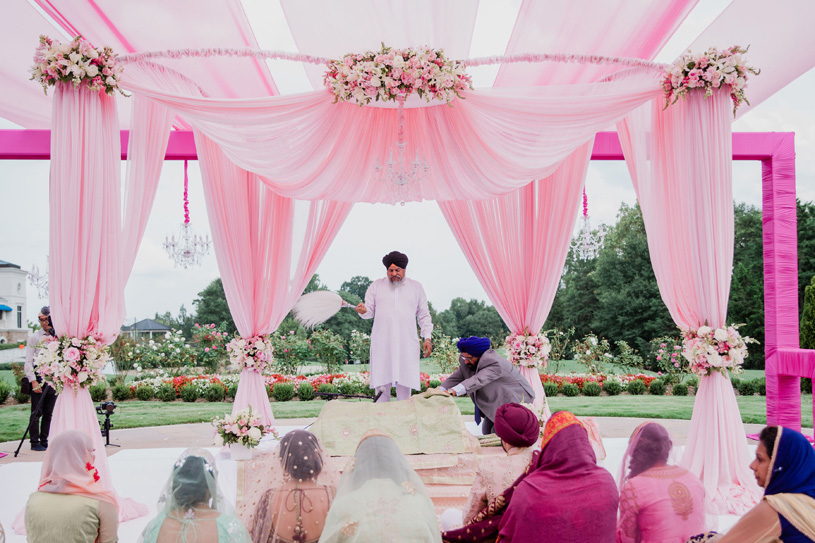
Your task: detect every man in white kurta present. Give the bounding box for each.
[355,251,433,402]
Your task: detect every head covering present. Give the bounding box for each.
[765,426,815,498]
[382,251,408,269]
[321,434,441,543]
[457,337,491,357]
[540,410,583,450]
[494,404,540,448]
[238,430,338,543]
[37,430,118,509]
[617,422,677,491]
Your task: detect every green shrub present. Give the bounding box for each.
[227,384,238,399]
[731,377,741,391]
[135,386,153,401]
[0,380,10,403]
[429,380,442,388]
[156,384,177,402]
[753,378,766,396]
[627,380,646,395]
[90,382,108,402]
[603,380,622,396]
[803,378,812,394]
[338,381,356,396]
[180,383,199,402]
[111,383,132,402]
[543,382,560,398]
[582,382,601,396]
[686,376,699,389]
[15,387,30,403]
[737,380,757,396]
[672,383,689,396]
[318,383,339,394]
[649,380,666,396]
[205,383,226,402]
[310,329,347,374]
[297,382,315,401]
[562,383,579,397]
[272,383,294,402]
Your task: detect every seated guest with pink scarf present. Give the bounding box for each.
[24,430,119,543]
[442,410,618,543]
[616,422,706,543]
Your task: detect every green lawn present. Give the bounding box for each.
[0,370,14,386]
[1,395,810,444]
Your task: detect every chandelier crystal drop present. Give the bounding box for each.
[163,161,211,269]
[577,188,606,260]
[375,101,429,205]
[28,258,49,299]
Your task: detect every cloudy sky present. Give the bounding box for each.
[1,0,813,327]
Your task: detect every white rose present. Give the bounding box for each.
[77,371,89,383]
[714,328,729,342]
[105,76,116,86]
[369,76,381,87]
[213,434,224,447]
[697,326,712,336]
[248,427,262,441]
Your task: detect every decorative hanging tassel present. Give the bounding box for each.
[292,291,355,329]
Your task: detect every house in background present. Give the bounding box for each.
[121,318,172,340]
[0,260,28,344]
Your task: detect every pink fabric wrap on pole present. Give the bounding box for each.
[439,142,592,412]
[617,89,760,514]
[195,132,352,426]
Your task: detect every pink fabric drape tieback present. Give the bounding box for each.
[183,160,190,224]
[582,188,588,217]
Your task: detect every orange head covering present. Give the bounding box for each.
[540,411,584,451]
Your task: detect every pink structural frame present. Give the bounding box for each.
[1,129,811,433]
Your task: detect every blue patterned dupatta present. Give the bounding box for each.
[762,427,815,542]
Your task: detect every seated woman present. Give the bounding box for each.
[692,425,815,543]
[241,429,338,543]
[139,449,250,543]
[616,422,706,543]
[25,430,119,543]
[319,431,441,543]
[442,411,619,543]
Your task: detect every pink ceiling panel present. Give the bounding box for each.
[496,0,697,86]
[281,0,480,90]
[32,0,278,98]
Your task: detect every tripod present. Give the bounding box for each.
[97,403,120,448]
[14,383,51,458]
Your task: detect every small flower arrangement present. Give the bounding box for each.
[35,335,111,393]
[212,407,275,448]
[504,331,551,369]
[662,45,759,115]
[323,43,473,106]
[31,35,124,96]
[226,335,274,372]
[681,324,755,377]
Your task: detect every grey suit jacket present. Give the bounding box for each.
[441,349,535,421]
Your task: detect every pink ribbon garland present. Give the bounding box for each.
[183,160,190,224]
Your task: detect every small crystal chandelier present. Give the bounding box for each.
[28,258,49,299]
[375,101,429,205]
[163,161,211,269]
[577,187,606,260]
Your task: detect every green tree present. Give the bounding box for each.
[340,276,372,300]
[458,306,508,343]
[798,200,815,317]
[544,244,599,340]
[802,275,815,350]
[319,291,372,338]
[154,304,195,339]
[193,278,236,334]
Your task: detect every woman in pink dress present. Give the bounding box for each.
[616,422,706,543]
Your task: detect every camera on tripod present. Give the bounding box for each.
[96,401,120,447]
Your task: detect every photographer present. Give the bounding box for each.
[24,306,57,452]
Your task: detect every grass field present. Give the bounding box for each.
[1,394,810,444]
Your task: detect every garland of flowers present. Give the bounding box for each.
[31,35,124,96]
[663,46,759,115]
[504,331,551,369]
[226,335,274,372]
[681,324,755,377]
[35,335,111,393]
[212,407,275,448]
[323,44,473,106]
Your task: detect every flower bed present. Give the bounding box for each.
[540,373,657,391]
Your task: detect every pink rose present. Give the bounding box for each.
[64,347,81,362]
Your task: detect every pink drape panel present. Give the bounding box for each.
[617,90,760,514]
[195,132,352,425]
[439,142,592,410]
[122,69,660,202]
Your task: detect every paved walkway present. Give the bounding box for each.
[0,416,781,464]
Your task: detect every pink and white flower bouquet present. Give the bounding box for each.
[504,331,551,369]
[35,335,111,393]
[662,45,759,115]
[226,335,274,372]
[212,407,275,448]
[324,44,473,106]
[31,35,124,96]
[681,324,755,377]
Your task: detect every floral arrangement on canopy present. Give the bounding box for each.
[681,324,754,377]
[30,35,124,96]
[212,407,275,448]
[35,335,111,393]
[504,331,551,369]
[662,45,759,114]
[323,43,473,106]
[226,335,274,372]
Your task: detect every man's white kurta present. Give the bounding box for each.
[360,277,433,390]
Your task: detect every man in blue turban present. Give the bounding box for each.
[441,336,535,434]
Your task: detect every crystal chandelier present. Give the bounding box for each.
[28,258,49,299]
[163,161,211,269]
[576,188,606,260]
[375,101,429,205]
